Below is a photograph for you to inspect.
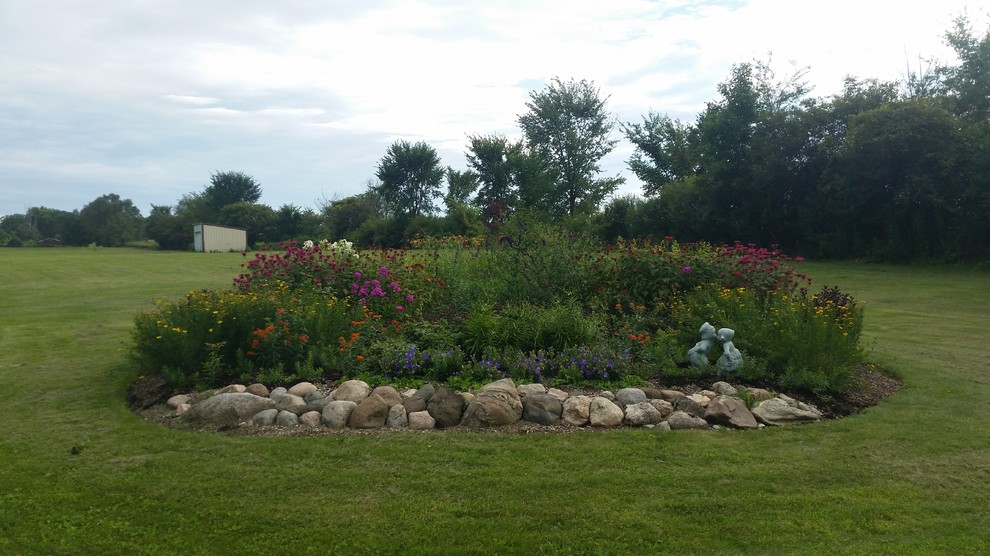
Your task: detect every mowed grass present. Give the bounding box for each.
[1,249,988,554]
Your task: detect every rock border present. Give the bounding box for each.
[155,378,827,434]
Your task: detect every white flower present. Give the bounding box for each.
[303,240,314,249]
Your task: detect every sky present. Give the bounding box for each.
[0,0,985,218]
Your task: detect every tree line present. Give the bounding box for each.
[3,15,988,261]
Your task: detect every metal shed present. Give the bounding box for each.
[193,223,247,252]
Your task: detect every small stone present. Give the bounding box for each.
[652,421,672,432]
[166,394,190,409]
[245,383,270,398]
[275,410,299,426]
[547,388,569,402]
[648,399,674,418]
[659,389,682,401]
[589,397,623,427]
[415,383,436,403]
[598,390,616,402]
[251,408,278,426]
[275,393,307,414]
[517,383,547,397]
[304,390,326,403]
[698,389,718,400]
[711,381,737,397]
[641,387,664,400]
[387,405,408,429]
[459,392,475,405]
[175,403,191,416]
[269,387,288,399]
[408,410,436,430]
[217,384,246,394]
[299,411,322,428]
[688,393,711,407]
[400,388,417,399]
[745,388,773,401]
[288,381,318,398]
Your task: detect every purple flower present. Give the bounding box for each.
[379,266,389,278]
[353,272,362,279]
[682,265,692,274]
[406,294,415,303]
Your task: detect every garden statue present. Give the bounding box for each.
[716,327,743,374]
[687,322,717,366]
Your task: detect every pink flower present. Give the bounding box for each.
[395,305,404,312]
[406,294,415,303]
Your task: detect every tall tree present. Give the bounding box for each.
[78,193,143,247]
[517,78,624,217]
[444,167,479,209]
[204,171,263,217]
[623,113,696,196]
[373,140,445,218]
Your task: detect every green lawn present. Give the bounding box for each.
[1,249,988,554]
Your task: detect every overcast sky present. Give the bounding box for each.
[0,0,984,218]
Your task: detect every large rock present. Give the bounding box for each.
[402,396,427,414]
[299,411,322,428]
[288,381,318,398]
[589,397,623,427]
[186,393,275,426]
[752,396,822,426]
[304,390,326,403]
[349,394,390,429]
[332,380,371,403]
[275,393,307,414]
[460,379,523,428]
[674,396,706,418]
[641,387,664,400]
[166,394,190,409]
[387,405,408,429]
[615,388,648,408]
[408,410,436,430]
[522,393,562,425]
[275,410,299,426]
[245,383,270,398]
[217,384,247,394]
[623,402,663,426]
[427,387,465,428]
[547,388,569,403]
[704,395,758,429]
[322,400,357,429]
[711,381,737,396]
[372,386,403,408]
[562,395,592,426]
[666,410,709,430]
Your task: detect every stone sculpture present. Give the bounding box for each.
[716,327,743,374]
[687,321,717,366]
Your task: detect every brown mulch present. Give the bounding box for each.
[131,363,902,436]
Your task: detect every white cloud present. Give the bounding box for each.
[0,0,985,216]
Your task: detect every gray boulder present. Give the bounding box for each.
[460,378,523,428]
[415,383,436,404]
[427,387,465,428]
[251,408,278,426]
[623,402,663,426]
[288,381,318,398]
[387,405,408,429]
[299,411,322,428]
[704,395,759,429]
[711,381,738,396]
[522,393,563,425]
[402,396,427,414]
[666,410,710,430]
[275,410,299,426]
[245,383,270,398]
[275,393,307,414]
[649,399,674,418]
[674,395,706,418]
[322,400,357,429]
[186,393,275,426]
[517,383,547,397]
[349,394,390,429]
[304,390,326,403]
[615,388,648,408]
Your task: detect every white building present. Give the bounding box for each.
[193,224,247,252]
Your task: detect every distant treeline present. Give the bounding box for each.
[3,16,988,262]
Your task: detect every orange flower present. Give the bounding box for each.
[355,355,364,361]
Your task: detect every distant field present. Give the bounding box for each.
[1,248,988,554]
